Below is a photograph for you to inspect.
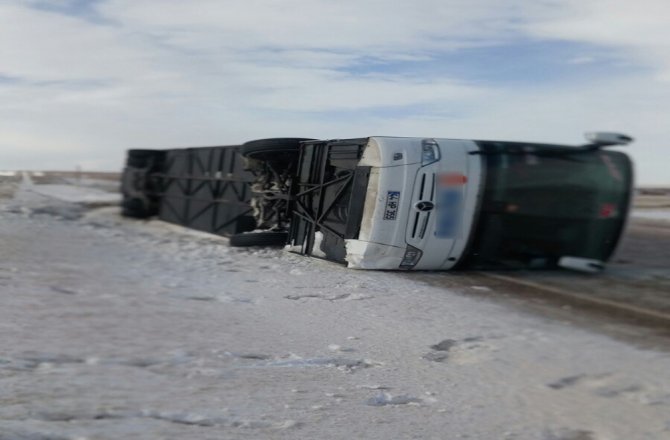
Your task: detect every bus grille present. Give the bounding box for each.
[410,172,436,240]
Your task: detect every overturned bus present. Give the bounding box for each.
[121,133,634,273]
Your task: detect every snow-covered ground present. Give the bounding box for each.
[1,179,670,439]
[17,172,120,205]
[633,209,670,221]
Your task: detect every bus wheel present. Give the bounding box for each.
[236,215,257,233]
[127,149,165,168]
[241,138,312,161]
[229,231,288,247]
[121,197,153,218]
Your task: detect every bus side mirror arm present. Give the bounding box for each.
[582,132,634,149]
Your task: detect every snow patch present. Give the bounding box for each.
[632,209,670,221]
[344,239,405,269]
[357,384,392,391]
[311,231,327,258]
[327,344,355,353]
[366,392,422,407]
[284,292,372,302]
[258,354,378,373]
[27,184,120,205]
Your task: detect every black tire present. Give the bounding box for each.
[235,215,257,233]
[121,197,153,219]
[229,231,288,247]
[127,149,165,168]
[241,138,312,160]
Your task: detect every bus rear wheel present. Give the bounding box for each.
[121,197,154,218]
[126,149,165,168]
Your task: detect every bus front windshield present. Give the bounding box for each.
[460,142,633,270]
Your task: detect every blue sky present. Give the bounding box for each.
[28,0,105,22]
[338,40,640,86]
[1,0,668,184]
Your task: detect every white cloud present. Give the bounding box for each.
[0,3,153,82]
[523,0,670,81]
[98,0,523,53]
[567,56,597,65]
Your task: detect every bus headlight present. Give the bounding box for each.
[421,139,441,166]
[400,245,423,269]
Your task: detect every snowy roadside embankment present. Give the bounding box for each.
[633,209,670,221]
[3,172,120,220]
[1,184,670,439]
[26,183,120,205]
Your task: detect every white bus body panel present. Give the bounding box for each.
[410,139,482,270]
[345,137,483,270]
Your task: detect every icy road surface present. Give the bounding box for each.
[1,183,670,439]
